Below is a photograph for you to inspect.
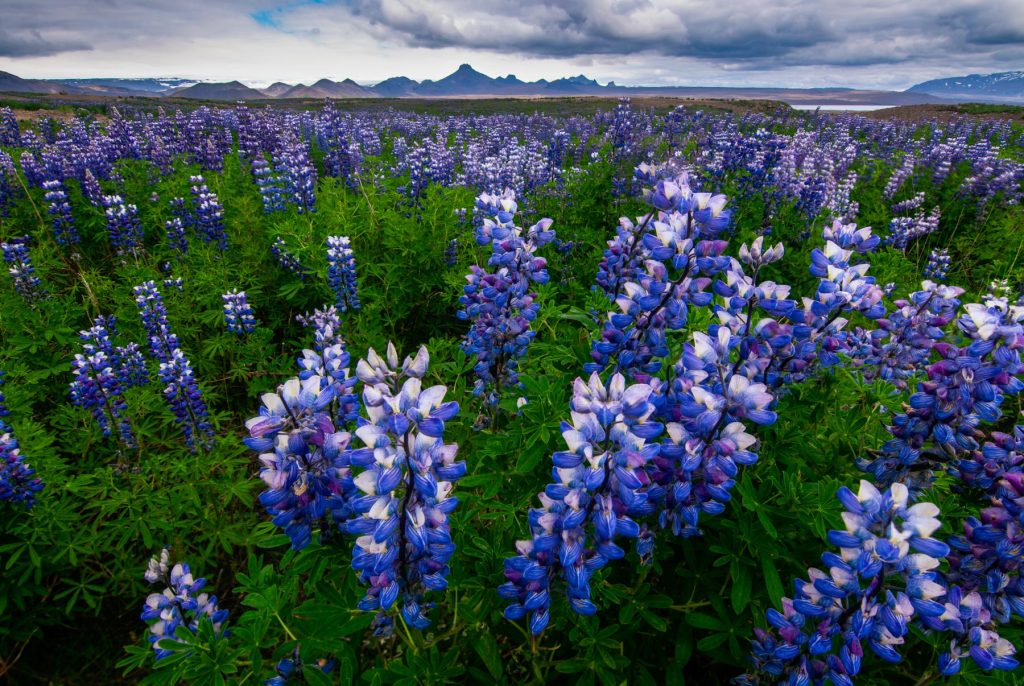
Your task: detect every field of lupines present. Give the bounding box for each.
[0,97,1023,685]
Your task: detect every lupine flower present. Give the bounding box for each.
[140,550,229,660]
[79,316,150,389]
[69,350,135,447]
[924,248,951,281]
[42,179,80,246]
[0,107,18,146]
[296,305,344,352]
[501,372,662,633]
[265,649,337,686]
[2,238,43,301]
[165,217,188,255]
[444,238,458,267]
[189,175,229,250]
[252,156,286,214]
[736,481,950,686]
[587,171,732,381]
[343,343,463,634]
[276,137,317,214]
[0,371,44,508]
[859,295,1024,491]
[271,237,308,280]
[222,289,256,334]
[102,195,144,256]
[326,236,360,312]
[458,190,554,403]
[134,281,215,451]
[246,375,355,550]
[846,281,964,389]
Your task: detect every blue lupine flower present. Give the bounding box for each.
[222,289,256,334]
[189,175,229,250]
[343,343,463,634]
[134,281,215,451]
[271,237,308,280]
[249,382,354,550]
[737,481,950,685]
[102,194,144,256]
[458,190,554,403]
[276,137,317,214]
[587,172,732,381]
[265,649,337,686]
[326,236,360,312]
[296,305,344,353]
[42,179,80,247]
[252,155,286,214]
[140,550,229,660]
[69,350,135,447]
[924,248,951,281]
[0,371,44,508]
[2,238,43,301]
[501,372,662,632]
[165,217,188,255]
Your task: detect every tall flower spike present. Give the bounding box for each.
[736,482,951,686]
[222,289,256,334]
[42,179,80,247]
[501,372,662,633]
[458,190,555,404]
[0,371,44,508]
[134,282,215,451]
[102,194,144,256]
[326,236,360,313]
[69,350,135,448]
[343,344,463,635]
[2,238,43,301]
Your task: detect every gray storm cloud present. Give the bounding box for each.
[1,0,1021,87]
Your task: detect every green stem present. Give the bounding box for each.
[273,611,297,642]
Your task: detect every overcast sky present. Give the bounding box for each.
[2,0,1023,89]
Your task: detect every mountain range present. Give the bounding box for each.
[1,65,1022,105]
[907,71,1024,102]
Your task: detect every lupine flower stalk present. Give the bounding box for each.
[271,237,308,280]
[924,248,951,281]
[140,549,229,660]
[42,179,80,246]
[458,190,555,404]
[326,236,361,313]
[69,350,135,447]
[2,238,43,301]
[343,343,463,634]
[736,481,952,685]
[0,371,44,508]
[102,194,144,256]
[134,282,215,451]
[222,289,256,334]
[188,175,229,250]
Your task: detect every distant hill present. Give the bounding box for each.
[260,82,295,98]
[413,63,525,96]
[171,81,267,100]
[52,77,196,93]
[907,71,1024,103]
[0,65,971,105]
[280,78,374,99]
[371,76,418,97]
[0,70,88,94]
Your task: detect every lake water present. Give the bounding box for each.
[791,105,896,111]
